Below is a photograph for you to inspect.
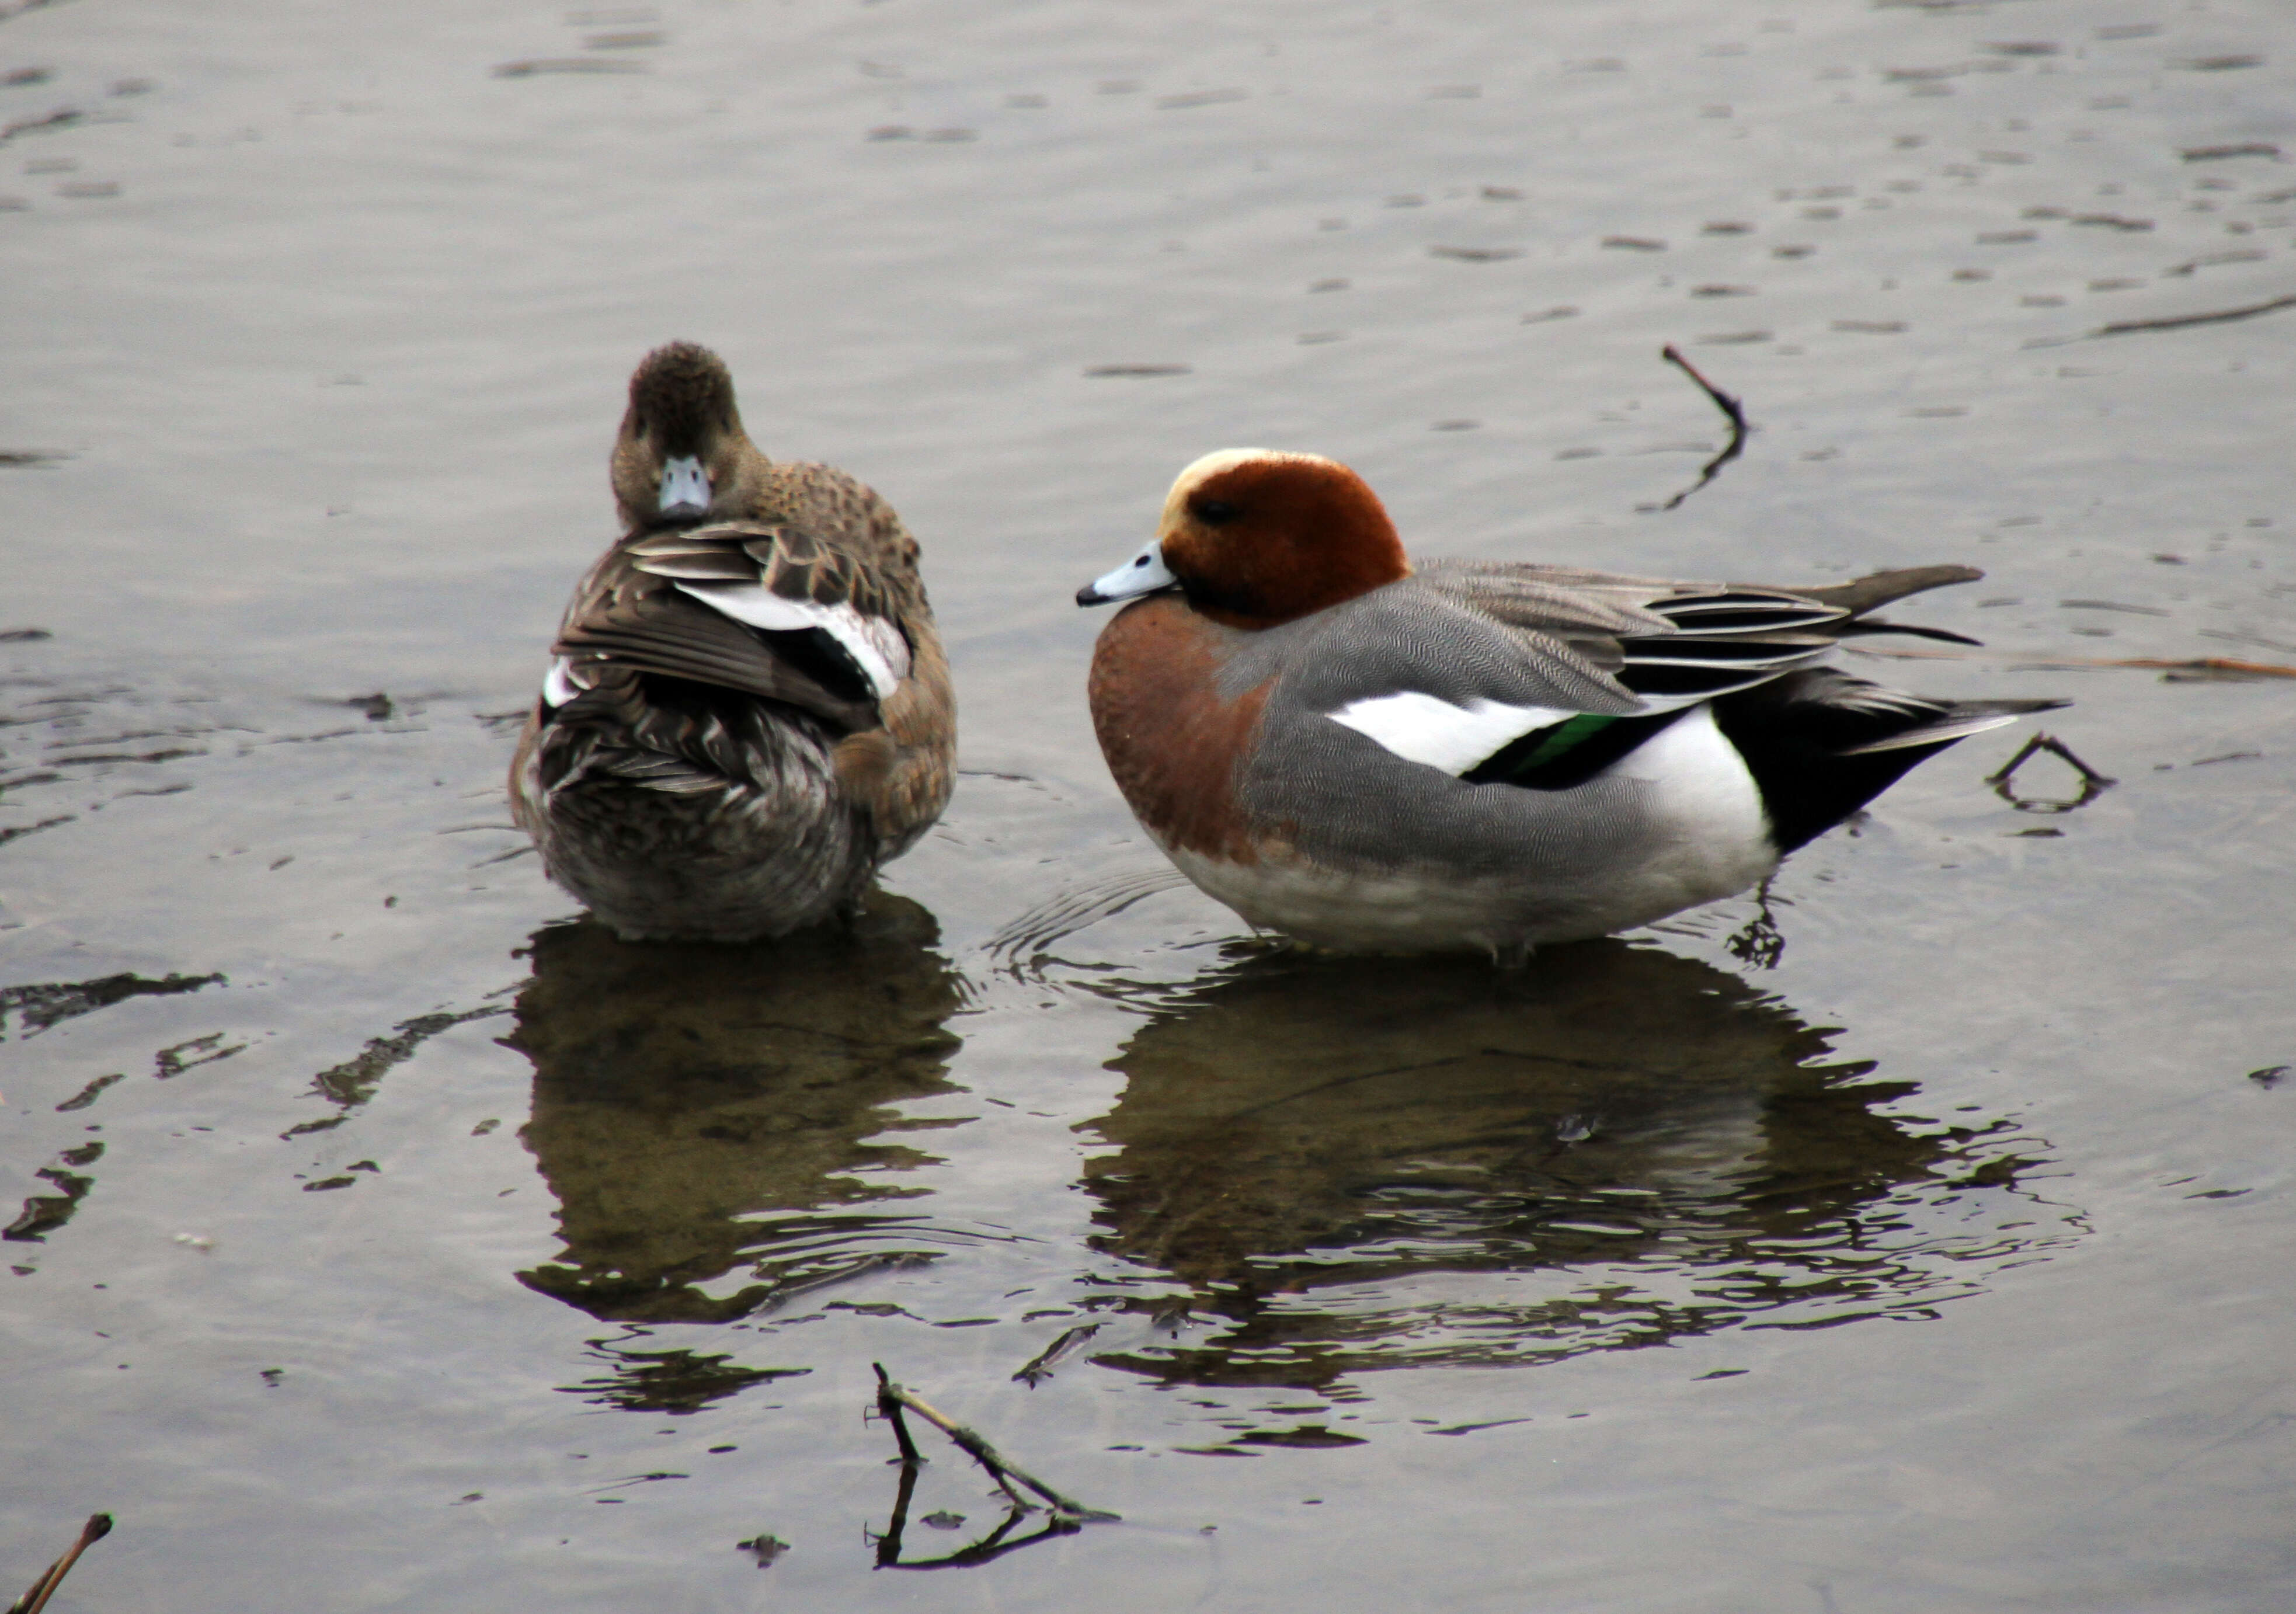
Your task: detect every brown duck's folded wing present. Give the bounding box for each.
[622,521,917,694]
[524,661,819,798]
[552,541,881,733]
[629,523,857,600]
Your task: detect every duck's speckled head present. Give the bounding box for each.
[1077,448,1411,627]
[611,342,770,532]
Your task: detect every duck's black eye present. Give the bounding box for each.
[1193,498,1242,525]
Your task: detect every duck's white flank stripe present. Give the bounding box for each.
[674,583,909,699]
[541,657,582,709]
[1328,692,1575,775]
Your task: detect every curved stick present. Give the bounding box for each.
[9,1514,112,1614]
[872,1364,1116,1522]
[1646,345,1750,513]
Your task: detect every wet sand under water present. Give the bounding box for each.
[4,1,2295,1608]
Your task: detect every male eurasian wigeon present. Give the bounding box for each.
[511,342,954,941]
[1077,448,2061,961]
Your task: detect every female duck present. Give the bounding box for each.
[1077,448,2060,960]
[512,342,954,941]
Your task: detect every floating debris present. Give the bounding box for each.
[2061,599,2170,617]
[2096,293,2296,336]
[1155,88,1246,110]
[2161,249,2266,277]
[0,107,81,144]
[1013,1322,1102,1387]
[491,58,646,76]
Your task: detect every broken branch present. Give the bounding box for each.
[1988,733,2116,813]
[2097,293,2296,338]
[1644,345,1750,512]
[8,1514,110,1614]
[872,1363,1116,1522]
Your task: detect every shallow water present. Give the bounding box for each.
[5,0,2295,1608]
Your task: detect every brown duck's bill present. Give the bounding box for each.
[658,454,710,520]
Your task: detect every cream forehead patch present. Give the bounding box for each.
[1165,447,1340,503]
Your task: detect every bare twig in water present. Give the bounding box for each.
[1987,733,2116,815]
[877,1378,924,1467]
[871,1459,924,1566]
[1643,345,1749,512]
[871,1364,1116,1522]
[2096,293,2296,338]
[1988,733,2113,788]
[873,1488,1077,1571]
[9,1514,112,1614]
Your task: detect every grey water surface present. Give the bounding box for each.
[4,0,2294,1608]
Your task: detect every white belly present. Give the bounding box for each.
[1162,706,1777,956]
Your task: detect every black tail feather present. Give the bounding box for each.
[1712,669,2064,853]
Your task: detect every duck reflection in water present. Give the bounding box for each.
[1079,941,2072,1389]
[507,892,965,1327]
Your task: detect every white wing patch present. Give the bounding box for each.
[1328,692,1576,775]
[674,583,911,700]
[541,656,583,709]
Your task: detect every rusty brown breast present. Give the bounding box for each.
[1087,594,1272,864]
